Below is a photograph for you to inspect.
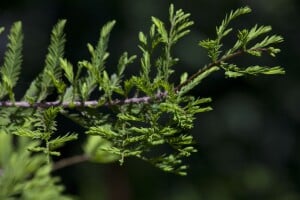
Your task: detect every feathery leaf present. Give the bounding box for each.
[0,21,23,101]
[25,20,66,102]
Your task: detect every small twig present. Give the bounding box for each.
[175,50,244,91]
[0,91,168,109]
[174,48,269,91]
[52,154,90,171]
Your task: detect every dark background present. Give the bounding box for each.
[1,0,299,199]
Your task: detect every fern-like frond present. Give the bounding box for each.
[68,20,117,102]
[151,4,193,80]
[25,20,66,102]
[168,4,194,44]
[36,107,60,135]
[199,6,251,62]
[92,20,116,72]
[0,21,23,101]
[178,66,219,96]
[48,133,78,150]
[224,65,285,78]
[216,6,252,40]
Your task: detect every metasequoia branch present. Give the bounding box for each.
[0,48,268,109]
[175,48,269,91]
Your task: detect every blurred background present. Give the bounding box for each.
[0,0,299,199]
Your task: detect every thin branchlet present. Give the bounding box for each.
[175,47,270,91]
[0,91,168,108]
[52,154,90,171]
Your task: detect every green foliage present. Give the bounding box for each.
[25,20,66,102]
[0,22,23,101]
[78,20,116,101]
[224,65,285,78]
[0,4,285,199]
[84,135,120,163]
[0,27,4,35]
[14,107,78,161]
[199,7,251,62]
[0,133,71,200]
[198,6,284,79]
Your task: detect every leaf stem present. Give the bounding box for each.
[52,154,90,171]
[0,91,167,108]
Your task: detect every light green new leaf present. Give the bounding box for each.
[14,128,43,139]
[251,35,284,50]
[138,31,147,45]
[169,4,193,43]
[87,125,119,138]
[248,25,272,41]
[178,66,220,96]
[225,65,285,78]
[117,52,136,76]
[117,112,143,122]
[84,136,120,163]
[60,58,74,84]
[216,6,251,39]
[48,133,78,150]
[151,16,168,43]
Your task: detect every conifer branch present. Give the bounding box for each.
[0,4,284,181]
[0,47,275,109]
[175,47,269,91]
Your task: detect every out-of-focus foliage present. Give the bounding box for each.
[0,133,71,200]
